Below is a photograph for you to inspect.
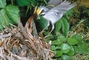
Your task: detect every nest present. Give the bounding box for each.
[0,20,54,60]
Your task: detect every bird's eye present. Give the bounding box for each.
[40,9,45,16]
[41,9,45,13]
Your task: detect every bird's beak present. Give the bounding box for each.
[36,8,41,15]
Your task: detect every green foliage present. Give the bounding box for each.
[55,50,62,57]
[16,0,37,7]
[0,0,44,30]
[0,0,6,8]
[55,9,74,36]
[61,17,69,36]
[60,55,72,60]
[0,0,20,29]
[5,5,20,24]
[72,34,89,54]
[67,37,78,45]
[0,9,10,29]
[50,33,89,60]
[61,43,70,53]
[67,46,74,56]
[17,0,31,6]
[54,19,62,33]
[37,16,48,29]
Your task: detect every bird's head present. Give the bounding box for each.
[36,6,49,16]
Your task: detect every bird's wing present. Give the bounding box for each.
[49,0,76,13]
[47,0,62,8]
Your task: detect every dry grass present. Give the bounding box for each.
[0,21,54,60]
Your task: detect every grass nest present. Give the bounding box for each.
[0,20,54,60]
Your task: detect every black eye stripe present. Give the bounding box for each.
[41,9,45,13]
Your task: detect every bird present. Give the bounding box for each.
[36,0,76,38]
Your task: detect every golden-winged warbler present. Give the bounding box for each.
[37,0,76,38]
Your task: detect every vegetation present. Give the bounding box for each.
[0,0,89,60]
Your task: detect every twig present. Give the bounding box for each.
[32,20,38,37]
[0,33,12,39]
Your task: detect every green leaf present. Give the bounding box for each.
[0,9,11,29]
[67,37,78,45]
[72,34,83,41]
[0,9,4,29]
[51,45,61,51]
[67,46,74,56]
[54,19,62,33]
[55,50,62,57]
[0,0,6,8]
[61,43,70,53]
[38,16,48,29]
[74,42,89,54]
[61,55,72,60]
[51,46,56,50]
[57,34,66,43]
[52,39,62,46]
[16,0,30,6]
[61,17,69,36]
[5,5,20,24]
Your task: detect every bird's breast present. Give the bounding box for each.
[43,10,63,24]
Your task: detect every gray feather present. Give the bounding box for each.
[47,0,62,6]
[50,1,76,13]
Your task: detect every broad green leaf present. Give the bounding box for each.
[61,43,70,53]
[0,9,11,29]
[55,50,62,57]
[38,16,48,29]
[74,46,81,54]
[55,46,61,50]
[72,34,83,41]
[0,9,4,29]
[61,55,72,60]
[67,46,74,56]
[0,0,6,8]
[51,46,56,50]
[16,0,30,6]
[51,46,60,51]
[61,17,69,36]
[74,42,89,54]
[57,34,66,43]
[5,5,20,24]
[54,19,62,33]
[67,37,78,45]
[52,39,62,45]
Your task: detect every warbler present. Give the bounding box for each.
[37,0,76,38]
